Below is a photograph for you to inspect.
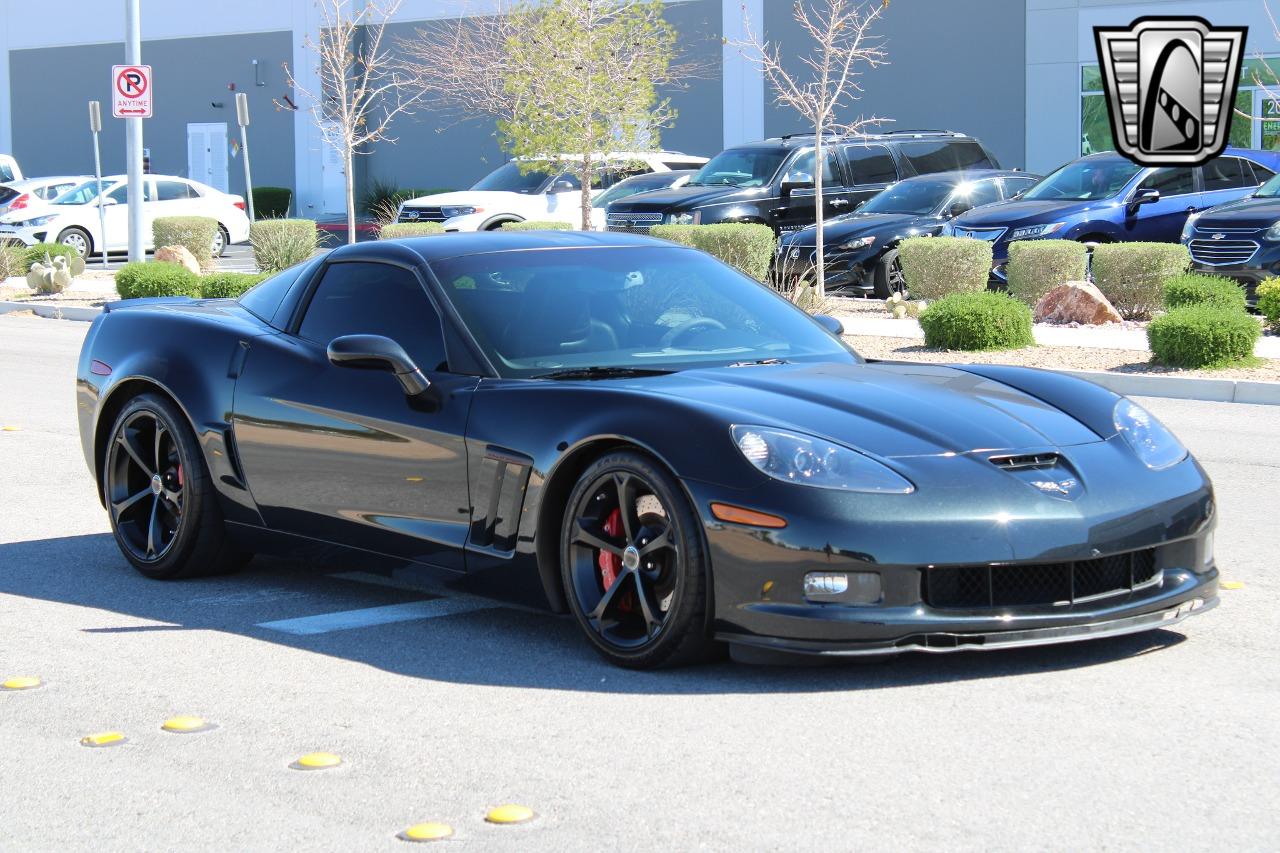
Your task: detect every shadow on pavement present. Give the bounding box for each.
[0,532,1188,695]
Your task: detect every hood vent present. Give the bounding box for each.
[989,452,1059,470]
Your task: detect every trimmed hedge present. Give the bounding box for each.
[919,291,1034,351]
[23,242,80,269]
[649,223,776,282]
[1147,304,1260,368]
[1006,240,1087,307]
[499,220,575,232]
[1163,273,1247,313]
[1257,278,1280,329]
[0,246,24,279]
[252,186,292,219]
[153,216,220,269]
[114,261,200,299]
[200,272,267,299]
[250,219,319,274]
[1090,242,1189,320]
[379,222,447,239]
[898,236,992,301]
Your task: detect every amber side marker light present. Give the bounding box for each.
[710,502,787,529]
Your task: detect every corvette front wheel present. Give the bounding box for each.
[561,451,714,669]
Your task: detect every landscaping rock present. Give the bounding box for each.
[1034,281,1123,326]
[155,245,201,276]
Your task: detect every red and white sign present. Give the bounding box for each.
[112,64,152,118]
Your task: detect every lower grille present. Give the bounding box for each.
[923,549,1159,609]
[1188,237,1258,266]
[398,206,447,223]
[606,212,664,233]
[953,226,1007,243]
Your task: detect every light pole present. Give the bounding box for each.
[125,0,145,263]
[236,92,255,221]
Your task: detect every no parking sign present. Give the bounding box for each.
[112,64,152,118]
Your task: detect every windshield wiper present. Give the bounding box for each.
[535,366,676,380]
[727,358,790,367]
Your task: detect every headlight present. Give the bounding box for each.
[15,215,55,227]
[440,206,482,218]
[835,235,875,251]
[1008,222,1066,241]
[1181,212,1201,242]
[1266,219,1280,241]
[731,425,914,493]
[667,211,701,225]
[1113,399,1187,470]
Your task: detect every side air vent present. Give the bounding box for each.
[989,452,1059,470]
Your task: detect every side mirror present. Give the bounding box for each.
[780,180,814,198]
[550,180,576,193]
[1128,187,1160,212]
[947,200,972,219]
[813,314,844,335]
[327,334,430,397]
[99,197,118,206]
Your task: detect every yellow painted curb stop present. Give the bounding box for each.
[1221,580,1244,590]
[1,425,20,431]
[81,731,126,748]
[291,751,342,770]
[1,676,42,691]
[485,804,535,825]
[399,822,454,842]
[161,715,215,734]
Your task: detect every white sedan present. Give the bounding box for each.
[0,176,87,219]
[0,174,251,257]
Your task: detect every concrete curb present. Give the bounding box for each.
[0,300,102,322]
[1056,368,1280,406]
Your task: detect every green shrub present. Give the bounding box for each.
[1163,273,1247,313]
[649,223,776,282]
[250,219,319,274]
[1148,304,1260,368]
[499,220,575,232]
[153,216,219,269]
[22,242,80,270]
[1090,242,1189,320]
[898,236,993,301]
[200,272,267,299]
[1257,278,1280,329]
[379,222,447,239]
[252,186,292,218]
[0,246,24,279]
[359,178,455,222]
[1006,240,1087,307]
[919,291,1034,351]
[114,261,200,299]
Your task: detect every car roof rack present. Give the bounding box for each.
[880,129,960,136]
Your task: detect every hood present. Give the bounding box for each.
[606,185,759,213]
[1194,195,1280,230]
[633,361,1101,459]
[954,197,1110,228]
[783,212,941,247]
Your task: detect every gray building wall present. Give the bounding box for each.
[763,0,1027,169]
[8,31,295,199]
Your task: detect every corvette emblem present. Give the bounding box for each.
[1030,477,1082,499]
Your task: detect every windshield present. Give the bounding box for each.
[53,180,107,205]
[860,180,954,215]
[471,162,552,194]
[1255,172,1280,198]
[689,149,787,188]
[1023,159,1142,201]
[430,246,856,378]
[592,177,673,208]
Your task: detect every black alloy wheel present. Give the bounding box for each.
[873,248,906,299]
[561,451,713,668]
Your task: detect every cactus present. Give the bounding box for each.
[26,253,77,295]
[883,291,921,319]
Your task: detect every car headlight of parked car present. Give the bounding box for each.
[667,211,701,225]
[731,425,914,493]
[12,215,56,227]
[1113,399,1187,470]
[1181,212,1201,242]
[441,206,482,219]
[1265,219,1280,241]
[834,235,876,251]
[1008,222,1066,241]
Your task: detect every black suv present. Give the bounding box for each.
[605,130,1002,235]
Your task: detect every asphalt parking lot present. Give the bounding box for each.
[1,314,1277,851]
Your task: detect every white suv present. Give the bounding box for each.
[395,151,708,231]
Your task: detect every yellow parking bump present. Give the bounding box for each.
[1,425,20,431]
[161,715,215,734]
[399,822,454,842]
[405,476,425,483]
[81,731,127,748]
[485,804,535,825]
[291,751,342,770]
[1,676,42,691]
[1221,580,1244,590]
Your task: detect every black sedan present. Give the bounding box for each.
[1183,170,1280,307]
[777,170,1040,297]
[77,231,1218,668]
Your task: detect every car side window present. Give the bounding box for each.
[156,180,195,200]
[1247,161,1276,183]
[299,261,448,373]
[1001,176,1038,199]
[843,144,898,185]
[783,149,843,187]
[954,179,1001,208]
[1136,167,1195,197]
[107,182,154,202]
[1201,157,1255,192]
[896,140,995,175]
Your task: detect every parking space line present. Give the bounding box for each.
[255,598,496,635]
[331,571,545,614]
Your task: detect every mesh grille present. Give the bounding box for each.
[924,548,1159,609]
[1188,238,1257,265]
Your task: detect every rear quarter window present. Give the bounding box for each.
[896,140,996,175]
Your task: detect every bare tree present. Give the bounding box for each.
[288,0,420,243]
[737,0,889,298]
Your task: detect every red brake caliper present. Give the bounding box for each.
[597,509,622,591]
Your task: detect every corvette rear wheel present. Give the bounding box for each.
[104,393,246,579]
[561,451,713,669]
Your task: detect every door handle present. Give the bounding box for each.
[1185,205,1198,212]
[830,199,850,207]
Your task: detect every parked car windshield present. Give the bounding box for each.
[688,149,787,188]
[52,181,107,205]
[1022,159,1142,201]
[1253,172,1280,198]
[592,176,680,209]
[471,162,553,194]
[429,246,856,378]
[859,179,954,215]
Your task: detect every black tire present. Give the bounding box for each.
[103,393,247,580]
[560,450,714,669]
[872,248,905,299]
[212,225,229,258]
[56,227,93,258]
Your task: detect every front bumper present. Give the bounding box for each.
[0,225,41,247]
[774,243,879,293]
[1185,240,1280,307]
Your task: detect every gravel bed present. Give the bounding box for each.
[845,334,1280,383]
